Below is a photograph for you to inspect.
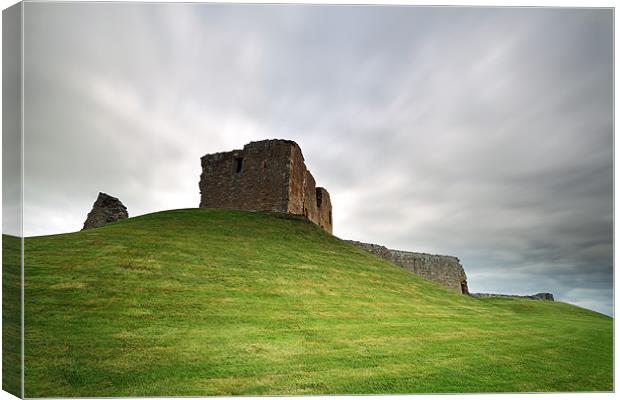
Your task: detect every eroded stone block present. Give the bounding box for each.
[82,192,128,230]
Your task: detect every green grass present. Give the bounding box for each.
[18,208,612,396]
[3,234,22,397]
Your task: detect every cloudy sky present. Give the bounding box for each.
[22,4,613,315]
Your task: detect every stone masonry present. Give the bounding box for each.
[470,292,554,301]
[199,139,333,233]
[82,192,128,230]
[347,240,469,294]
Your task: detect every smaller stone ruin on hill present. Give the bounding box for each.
[82,192,128,230]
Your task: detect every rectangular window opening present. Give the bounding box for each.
[235,157,243,173]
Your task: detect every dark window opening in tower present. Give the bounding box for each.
[316,188,323,208]
[234,158,243,173]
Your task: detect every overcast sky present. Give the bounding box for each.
[22,4,613,316]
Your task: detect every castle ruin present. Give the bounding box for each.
[75,138,552,300]
[199,139,333,233]
[347,240,469,294]
[198,139,473,294]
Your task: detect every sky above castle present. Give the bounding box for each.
[21,4,612,315]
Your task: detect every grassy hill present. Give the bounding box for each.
[14,208,613,396]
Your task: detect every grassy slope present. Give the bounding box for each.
[2,234,22,397]
[22,209,612,396]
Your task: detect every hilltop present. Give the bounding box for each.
[17,209,612,396]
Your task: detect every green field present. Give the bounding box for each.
[12,208,613,396]
[3,234,22,397]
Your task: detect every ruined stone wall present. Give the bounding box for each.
[470,292,554,301]
[347,240,468,294]
[303,171,319,227]
[286,143,307,216]
[315,187,332,233]
[199,139,332,233]
[199,140,292,213]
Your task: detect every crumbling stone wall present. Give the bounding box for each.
[347,240,468,294]
[199,140,291,212]
[315,187,332,233]
[470,292,554,301]
[199,139,333,233]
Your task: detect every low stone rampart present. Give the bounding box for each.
[470,292,554,301]
[347,240,468,294]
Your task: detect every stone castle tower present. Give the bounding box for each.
[199,139,333,233]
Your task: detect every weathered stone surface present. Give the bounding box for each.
[199,139,333,233]
[470,292,554,301]
[347,240,469,294]
[315,187,332,233]
[82,192,128,230]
